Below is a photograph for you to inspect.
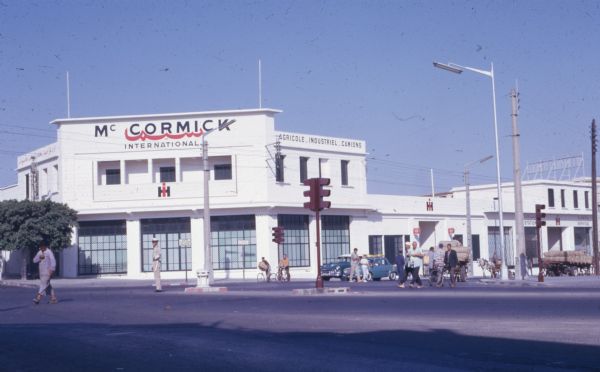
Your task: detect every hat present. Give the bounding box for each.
[151,237,159,242]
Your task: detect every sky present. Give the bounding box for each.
[1,0,599,196]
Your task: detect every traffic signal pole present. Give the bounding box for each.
[535,204,546,282]
[303,178,331,289]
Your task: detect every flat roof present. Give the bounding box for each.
[50,108,282,125]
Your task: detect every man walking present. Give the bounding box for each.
[32,241,57,304]
[408,241,423,288]
[434,243,446,287]
[349,248,360,282]
[152,237,162,292]
[396,248,406,288]
[444,243,459,288]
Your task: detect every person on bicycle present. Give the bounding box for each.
[258,257,271,282]
[278,254,290,281]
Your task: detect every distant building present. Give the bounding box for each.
[0,108,595,279]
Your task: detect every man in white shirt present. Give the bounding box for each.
[408,241,423,288]
[32,241,57,304]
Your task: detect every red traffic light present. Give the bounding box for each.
[303,178,331,212]
[535,204,546,228]
[272,226,284,244]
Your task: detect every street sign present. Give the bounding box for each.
[448,227,455,235]
[178,238,192,247]
[413,227,421,235]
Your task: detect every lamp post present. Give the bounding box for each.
[465,155,493,273]
[434,61,509,279]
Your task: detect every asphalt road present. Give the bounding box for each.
[1,279,600,372]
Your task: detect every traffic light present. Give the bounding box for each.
[303,178,331,212]
[535,204,546,228]
[272,226,284,244]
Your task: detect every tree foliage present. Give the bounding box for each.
[0,200,78,254]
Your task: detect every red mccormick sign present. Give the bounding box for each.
[94,119,236,150]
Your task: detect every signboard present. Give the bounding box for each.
[448,227,455,235]
[413,228,421,235]
[237,240,250,245]
[178,238,192,247]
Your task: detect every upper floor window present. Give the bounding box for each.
[573,190,579,209]
[214,164,232,180]
[106,169,121,185]
[299,157,308,183]
[276,155,285,183]
[548,189,555,207]
[585,191,590,209]
[160,166,175,183]
[560,189,566,208]
[341,160,349,186]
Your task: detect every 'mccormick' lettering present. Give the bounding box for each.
[123,118,235,142]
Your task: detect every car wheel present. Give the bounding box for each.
[389,272,397,281]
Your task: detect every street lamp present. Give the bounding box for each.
[434,60,509,279]
[465,155,493,273]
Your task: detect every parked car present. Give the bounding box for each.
[320,254,352,281]
[342,255,397,281]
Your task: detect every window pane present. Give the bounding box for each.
[214,164,232,180]
[160,166,176,183]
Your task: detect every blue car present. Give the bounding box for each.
[342,256,397,281]
[320,254,352,281]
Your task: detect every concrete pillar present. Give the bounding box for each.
[256,213,277,268]
[126,218,141,278]
[175,157,181,182]
[60,226,79,278]
[191,215,204,274]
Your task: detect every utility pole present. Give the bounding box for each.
[202,138,212,284]
[592,119,599,275]
[30,156,39,201]
[511,88,526,280]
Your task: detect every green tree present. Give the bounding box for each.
[0,200,78,278]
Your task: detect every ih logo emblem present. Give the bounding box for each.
[158,182,171,197]
[426,199,434,211]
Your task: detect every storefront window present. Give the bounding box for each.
[78,220,127,275]
[278,214,310,267]
[574,227,591,255]
[141,218,191,272]
[321,215,350,264]
[211,215,256,270]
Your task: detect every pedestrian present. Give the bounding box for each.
[434,243,445,287]
[360,255,370,282]
[396,248,406,288]
[444,243,459,288]
[278,253,290,281]
[152,237,162,292]
[427,246,435,278]
[349,248,360,282]
[258,257,271,281]
[403,242,412,284]
[32,240,57,304]
[408,241,423,288]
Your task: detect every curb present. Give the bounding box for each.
[292,287,351,295]
[184,286,228,294]
[479,279,547,287]
[0,280,37,289]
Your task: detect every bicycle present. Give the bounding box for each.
[256,270,276,282]
[276,266,291,282]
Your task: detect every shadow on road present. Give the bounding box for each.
[0,321,597,371]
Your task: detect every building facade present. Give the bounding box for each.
[0,108,595,279]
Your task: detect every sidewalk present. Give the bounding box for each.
[479,275,600,288]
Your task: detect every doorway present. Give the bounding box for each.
[547,227,563,252]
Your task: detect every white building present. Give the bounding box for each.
[0,108,595,279]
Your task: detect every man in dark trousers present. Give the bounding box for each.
[395,248,406,288]
[444,243,459,288]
